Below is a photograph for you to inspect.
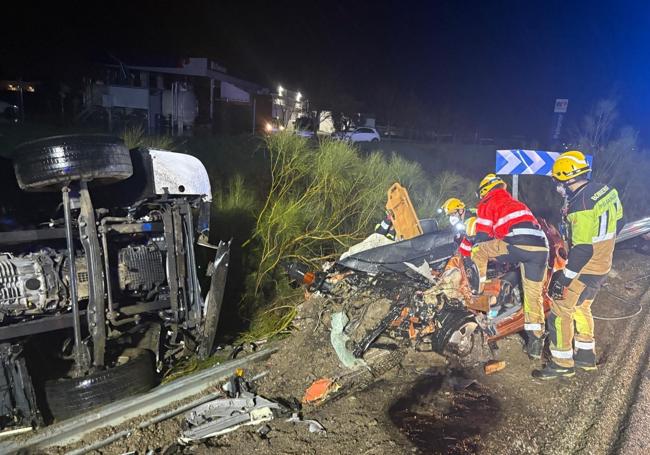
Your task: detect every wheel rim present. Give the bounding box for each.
[446,321,479,357]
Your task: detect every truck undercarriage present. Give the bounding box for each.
[0,135,229,430]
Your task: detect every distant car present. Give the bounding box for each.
[264,119,285,135]
[294,129,315,139]
[334,127,381,143]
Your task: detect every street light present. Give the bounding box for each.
[296,91,302,102]
[278,85,284,96]
[1,80,38,122]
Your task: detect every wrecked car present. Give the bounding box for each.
[286,191,650,385]
[0,135,228,430]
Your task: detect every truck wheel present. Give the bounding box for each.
[13,134,133,191]
[44,349,157,421]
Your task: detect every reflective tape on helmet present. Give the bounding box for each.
[524,323,543,331]
[564,269,578,279]
[575,340,595,350]
[550,349,574,359]
[494,210,533,228]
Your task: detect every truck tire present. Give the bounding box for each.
[13,134,133,191]
[44,349,157,421]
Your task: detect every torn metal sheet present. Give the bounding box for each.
[180,391,282,442]
[336,230,456,275]
[339,233,395,261]
[404,261,435,282]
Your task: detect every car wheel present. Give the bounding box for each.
[371,138,379,142]
[13,134,133,191]
[43,349,157,421]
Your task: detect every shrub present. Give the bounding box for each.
[250,133,474,293]
[120,125,176,150]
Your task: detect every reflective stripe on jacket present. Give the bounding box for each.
[459,236,473,257]
[475,188,539,239]
[563,181,623,279]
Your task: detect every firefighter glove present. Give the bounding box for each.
[549,269,570,299]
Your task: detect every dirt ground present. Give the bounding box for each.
[44,248,650,455]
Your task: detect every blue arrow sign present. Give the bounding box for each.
[495,150,593,176]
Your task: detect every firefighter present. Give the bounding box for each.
[440,197,475,228]
[471,174,549,359]
[459,216,478,258]
[374,210,396,240]
[441,198,476,254]
[533,151,623,379]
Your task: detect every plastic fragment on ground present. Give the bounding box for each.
[286,412,327,434]
[484,360,506,375]
[330,312,367,369]
[302,378,340,405]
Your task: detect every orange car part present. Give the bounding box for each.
[302,378,340,405]
[386,182,423,240]
[484,360,506,375]
[449,221,567,342]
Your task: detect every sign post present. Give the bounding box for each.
[551,98,569,146]
[495,149,593,200]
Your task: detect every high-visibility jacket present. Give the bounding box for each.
[374,215,396,240]
[561,181,623,281]
[475,188,540,240]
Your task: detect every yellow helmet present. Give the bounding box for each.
[441,197,466,215]
[478,173,506,198]
[465,216,478,236]
[552,150,591,182]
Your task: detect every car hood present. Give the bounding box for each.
[336,230,457,274]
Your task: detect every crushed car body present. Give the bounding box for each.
[286,187,650,376]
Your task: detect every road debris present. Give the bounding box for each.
[444,376,479,391]
[330,312,367,368]
[180,371,282,443]
[484,360,507,375]
[302,378,341,405]
[179,369,324,444]
[286,413,327,434]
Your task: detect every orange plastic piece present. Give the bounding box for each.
[386,183,423,240]
[302,378,339,405]
[444,255,474,304]
[484,360,506,375]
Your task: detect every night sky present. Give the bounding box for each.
[2,0,650,141]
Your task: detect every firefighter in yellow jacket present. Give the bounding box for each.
[533,151,623,379]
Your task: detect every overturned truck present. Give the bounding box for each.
[0,135,229,430]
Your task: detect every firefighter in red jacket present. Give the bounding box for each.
[471,174,550,359]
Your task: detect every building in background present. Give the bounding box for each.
[80,57,306,135]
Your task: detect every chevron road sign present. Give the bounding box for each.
[495,150,593,176]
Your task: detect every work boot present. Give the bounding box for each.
[574,348,597,371]
[525,334,545,360]
[532,361,575,380]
